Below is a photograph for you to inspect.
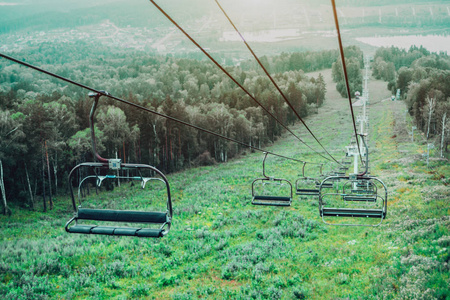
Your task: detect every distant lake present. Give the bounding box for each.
[356,35,450,53]
[221,29,301,43]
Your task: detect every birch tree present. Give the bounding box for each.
[437,101,450,158]
[0,160,10,215]
[426,96,435,140]
[441,112,447,158]
[97,106,131,159]
[0,110,25,214]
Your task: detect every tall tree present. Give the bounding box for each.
[21,100,56,211]
[436,101,450,157]
[0,110,25,213]
[425,97,435,140]
[0,160,10,215]
[441,112,447,158]
[332,57,362,98]
[97,106,131,159]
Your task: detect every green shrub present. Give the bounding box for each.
[292,287,309,299]
[129,283,149,298]
[158,274,179,287]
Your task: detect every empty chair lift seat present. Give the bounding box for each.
[252,195,292,206]
[66,208,170,238]
[343,195,377,202]
[296,188,319,196]
[251,153,293,207]
[321,208,385,218]
[316,182,333,189]
[350,189,374,194]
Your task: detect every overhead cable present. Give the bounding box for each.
[0,52,318,165]
[214,0,341,166]
[330,0,364,163]
[148,0,336,164]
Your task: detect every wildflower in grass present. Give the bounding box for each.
[436,235,450,247]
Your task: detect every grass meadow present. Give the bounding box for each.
[1,70,449,299]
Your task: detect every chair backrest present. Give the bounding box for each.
[76,208,168,224]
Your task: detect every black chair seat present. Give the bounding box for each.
[351,190,374,194]
[317,183,333,188]
[77,208,167,224]
[66,208,168,238]
[321,208,384,218]
[343,195,377,202]
[296,188,319,195]
[252,195,291,206]
[67,224,164,237]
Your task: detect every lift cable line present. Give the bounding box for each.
[214,0,341,166]
[330,0,364,164]
[0,52,316,165]
[148,0,336,164]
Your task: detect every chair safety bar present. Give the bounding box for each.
[95,175,164,189]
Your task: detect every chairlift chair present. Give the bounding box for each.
[319,175,386,221]
[65,92,173,238]
[317,163,336,188]
[342,179,378,202]
[342,160,352,166]
[295,162,321,196]
[334,164,347,176]
[252,152,292,206]
[318,135,387,226]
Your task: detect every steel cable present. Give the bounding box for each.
[330,0,364,164]
[0,52,320,165]
[214,0,341,166]
[148,0,337,164]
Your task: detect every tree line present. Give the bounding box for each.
[372,45,450,156]
[0,41,335,213]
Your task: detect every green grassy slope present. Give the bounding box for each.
[0,70,448,299]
